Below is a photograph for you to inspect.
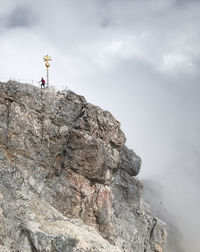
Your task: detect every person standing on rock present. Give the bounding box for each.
[40,78,45,89]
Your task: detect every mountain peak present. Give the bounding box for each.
[0,81,167,251]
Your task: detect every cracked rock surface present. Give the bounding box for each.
[0,81,167,251]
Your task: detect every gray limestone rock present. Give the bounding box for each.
[0,81,167,251]
[119,146,141,176]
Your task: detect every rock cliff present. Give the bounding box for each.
[0,81,167,252]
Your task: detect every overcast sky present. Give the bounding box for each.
[0,0,200,251]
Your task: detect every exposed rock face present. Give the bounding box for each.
[0,81,167,251]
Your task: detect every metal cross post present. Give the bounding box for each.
[43,55,52,87]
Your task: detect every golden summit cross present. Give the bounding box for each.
[43,55,52,68]
[43,55,52,87]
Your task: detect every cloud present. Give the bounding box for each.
[5,6,37,29]
[0,1,200,250]
[100,17,113,28]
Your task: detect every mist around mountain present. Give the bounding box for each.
[142,180,185,252]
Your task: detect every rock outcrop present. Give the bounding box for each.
[0,81,167,251]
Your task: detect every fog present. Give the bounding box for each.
[0,0,200,251]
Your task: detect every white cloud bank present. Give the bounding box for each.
[0,0,200,251]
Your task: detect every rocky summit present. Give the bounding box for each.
[0,81,167,252]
